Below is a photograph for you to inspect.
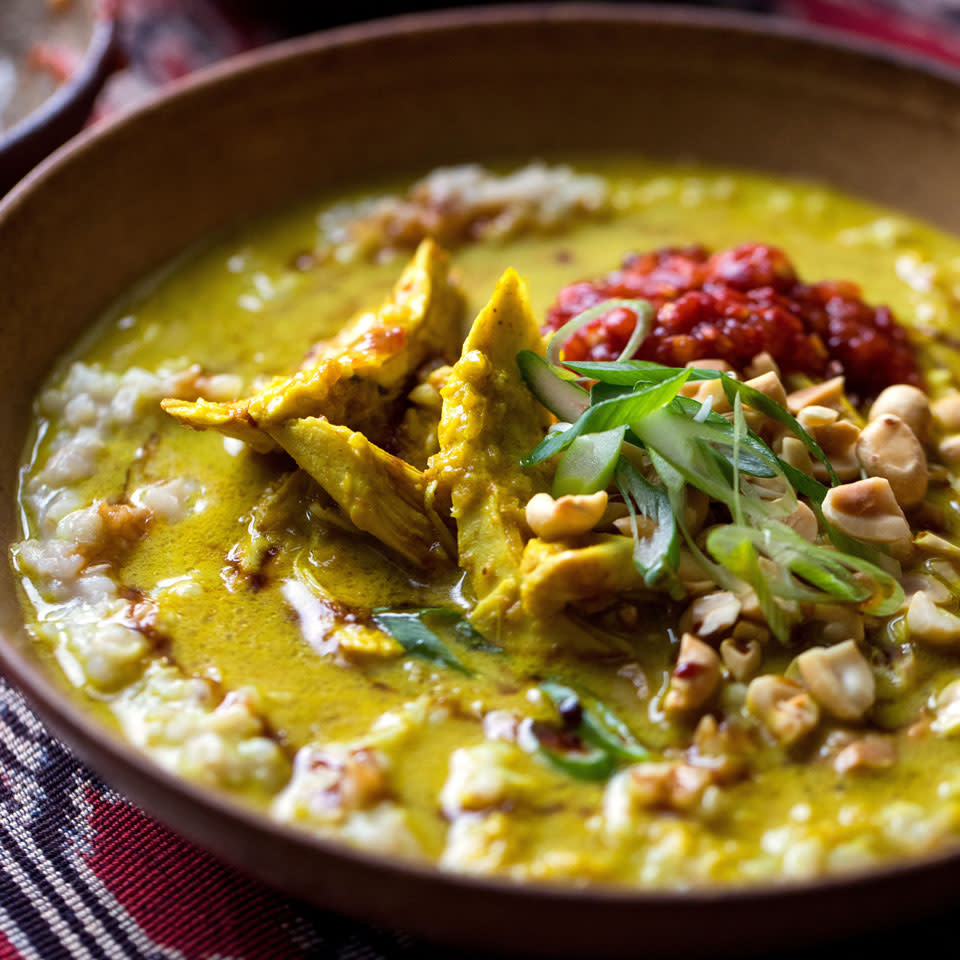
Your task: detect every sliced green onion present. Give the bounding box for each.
[731,391,745,526]
[615,301,656,361]
[534,680,651,778]
[614,456,679,590]
[546,299,654,366]
[718,374,840,486]
[646,448,741,592]
[563,359,720,386]
[534,736,616,781]
[516,350,590,421]
[522,370,691,467]
[706,523,905,640]
[553,427,625,496]
[371,608,498,672]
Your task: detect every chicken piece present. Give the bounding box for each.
[427,269,552,634]
[393,364,452,469]
[228,470,312,575]
[159,396,277,453]
[161,239,464,450]
[267,417,454,569]
[520,535,644,618]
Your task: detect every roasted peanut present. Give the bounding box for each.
[744,371,788,409]
[821,477,910,544]
[797,405,838,430]
[686,591,742,638]
[833,735,897,775]
[794,640,875,721]
[938,434,960,464]
[525,491,608,540]
[906,590,960,648]
[932,680,960,736]
[933,393,960,433]
[744,352,780,379]
[778,436,814,477]
[664,633,721,714]
[786,376,846,414]
[869,384,931,443]
[746,675,820,745]
[783,501,818,542]
[720,636,764,682]
[856,413,928,507]
[899,574,951,609]
[809,420,861,483]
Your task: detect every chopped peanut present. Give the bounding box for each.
[783,501,818,542]
[932,680,960,736]
[621,761,714,814]
[744,352,780,379]
[525,491,608,540]
[809,420,861,483]
[786,376,846,414]
[664,633,721,715]
[778,436,814,477]
[686,591,741,638]
[794,640,875,721]
[720,635,763,682]
[797,405,838,429]
[869,384,931,443]
[899,574,951,609]
[932,393,960,433]
[744,371,788,410]
[938,435,960,464]
[822,477,910,544]
[906,591,960,648]
[856,414,928,508]
[746,675,819,745]
[833,735,897,775]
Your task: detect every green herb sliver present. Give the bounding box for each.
[518,350,905,633]
[371,608,495,674]
[614,456,680,591]
[564,359,720,386]
[553,427,626,496]
[529,681,651,781]
[522,370,691,467]
[717,374,840,486]
[545,299,654,367]
[705,523,905,642]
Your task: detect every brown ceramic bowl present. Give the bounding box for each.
[3,6,960,956]
[0,0,117,195]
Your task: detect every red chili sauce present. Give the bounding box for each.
[545,243,919,400]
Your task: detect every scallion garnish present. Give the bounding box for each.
[522,370,691,467]
[528,680,651,780]
[705,523,904,642]
[371,608,497,673]
[545,299,654,367]
[614,456,680,591]
[553,427,626,497]
[518,348,906,638]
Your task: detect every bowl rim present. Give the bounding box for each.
[3,0,960,921]
[0,7,117,162]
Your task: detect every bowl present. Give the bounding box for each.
[0,0,117,195]
[2,6,960,956]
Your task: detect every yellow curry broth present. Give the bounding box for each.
[16,160,960,885]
